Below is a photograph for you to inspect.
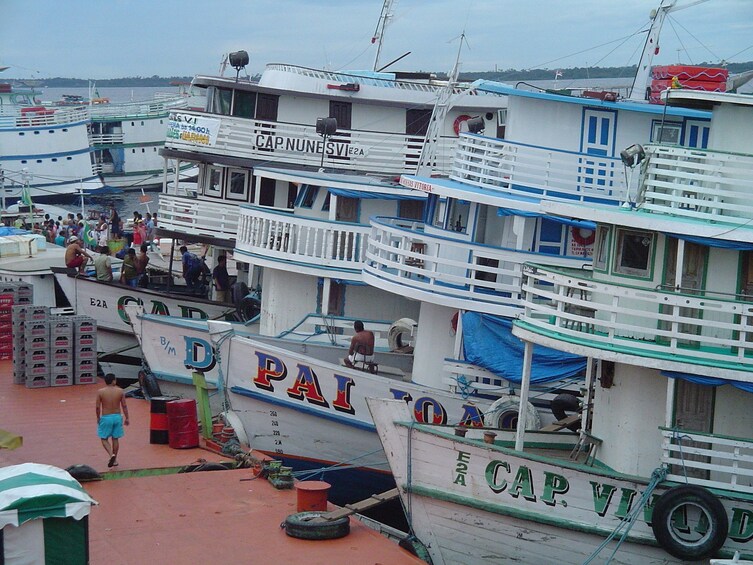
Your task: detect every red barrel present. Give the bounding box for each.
[149,396,172,444]
[295,481,331,512]
[166,399,199,449]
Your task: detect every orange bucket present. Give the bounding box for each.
[295,481,331,512]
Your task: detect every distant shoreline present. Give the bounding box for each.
[6,60,753,87]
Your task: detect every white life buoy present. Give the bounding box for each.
[388,318,417,351]
[485,396,540,431]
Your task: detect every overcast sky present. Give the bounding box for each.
[2,0,752,79]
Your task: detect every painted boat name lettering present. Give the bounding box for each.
[117,295,209,324]
[254,134,365,157]
[90,298,108,308]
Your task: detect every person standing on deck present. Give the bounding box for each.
[212,254,230,303]
[96,373,129,468]
[94,246,113,282]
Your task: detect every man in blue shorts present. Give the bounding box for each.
[96,373,129,468]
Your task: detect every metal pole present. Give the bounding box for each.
[167,238,176,292]
[515,341,533,451]
[0,167,5,213]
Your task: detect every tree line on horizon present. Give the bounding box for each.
[11,61,753,87]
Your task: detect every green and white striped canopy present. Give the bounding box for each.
[0,463,96,528]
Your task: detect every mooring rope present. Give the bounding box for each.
[582,466,667,565]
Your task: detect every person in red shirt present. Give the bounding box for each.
[132,219,146,247]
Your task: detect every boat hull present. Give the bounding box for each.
[52,269,236,380]
[368,398,753,565]
[128,310,502,494]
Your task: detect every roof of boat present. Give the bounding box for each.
[475,81,711,118]
[254,165,426,197]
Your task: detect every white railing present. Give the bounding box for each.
[164,111,457,175]
[661,428,753,494]
[235,205,370,277]
[0,106,90,128]
[363,217,589,316]
[158,195,239,240]
[262,64,477,95]
[276,313,395,349]
[638,145,753,224]
[518,264,753,370]
[89,97,188,120]
[89,132,125,145]
[451,134,631,205]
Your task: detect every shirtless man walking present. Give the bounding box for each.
[96,373,129,467]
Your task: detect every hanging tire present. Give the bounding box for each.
[651,485,728,561]
[388,318,417,351]
[485,396,541,431]
[283,512,350,540]
[140,370,162,399]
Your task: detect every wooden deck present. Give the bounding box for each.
[0,362,424,564]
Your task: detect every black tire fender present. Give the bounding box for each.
[282,511,350,540]
[140,370,162,399]
[651,485,728,561]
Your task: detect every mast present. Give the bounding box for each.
[628,0,710,100]
[372,0,397,72]
[416,34,466,177]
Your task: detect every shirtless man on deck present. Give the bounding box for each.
[343,320,375,369]
[96,374,129,468]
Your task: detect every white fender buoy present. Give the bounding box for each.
[485,396,541,431]
[388,318,417,352]
[221,410,249,448]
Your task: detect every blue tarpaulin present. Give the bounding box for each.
[461,312,587,383]
[0,227,28,236]
[667,233,753,251]
[327,188,423,200]
[661,370,753,393]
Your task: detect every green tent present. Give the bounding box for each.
[0,463,97,564]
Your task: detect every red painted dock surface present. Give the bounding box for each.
[0,362,424,564]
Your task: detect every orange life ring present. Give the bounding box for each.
[571,226,595,246]
[453,115,472,135]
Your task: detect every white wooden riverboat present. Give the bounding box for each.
[368,87,753,565]
[0,82,105,201]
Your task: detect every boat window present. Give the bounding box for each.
[205,166,223,197]
[593,226,610,271]
[614,229,654,278]
[447,198,470,233]
[227,169,249,201]
[232,90,255,118]
[296,185,319,209]
[398,199,425,221]
[287,183,297,209]
[651,121,682,145]
[321,192,331,212]
[258,177,276,207]
[208,86,232,115]
[432,198,447,228]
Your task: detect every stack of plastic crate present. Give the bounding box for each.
[0,293,14,362]
[24,306,50,388]
[50,317,74,386]
[73,316,97,385]
[11,305,28,384]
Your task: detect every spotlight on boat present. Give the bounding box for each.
[315,117,338,136]
[620,144,645,168]
[229,50,249,81]
[466,116,485,134]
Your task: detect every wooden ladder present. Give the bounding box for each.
[321,488,400,521]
